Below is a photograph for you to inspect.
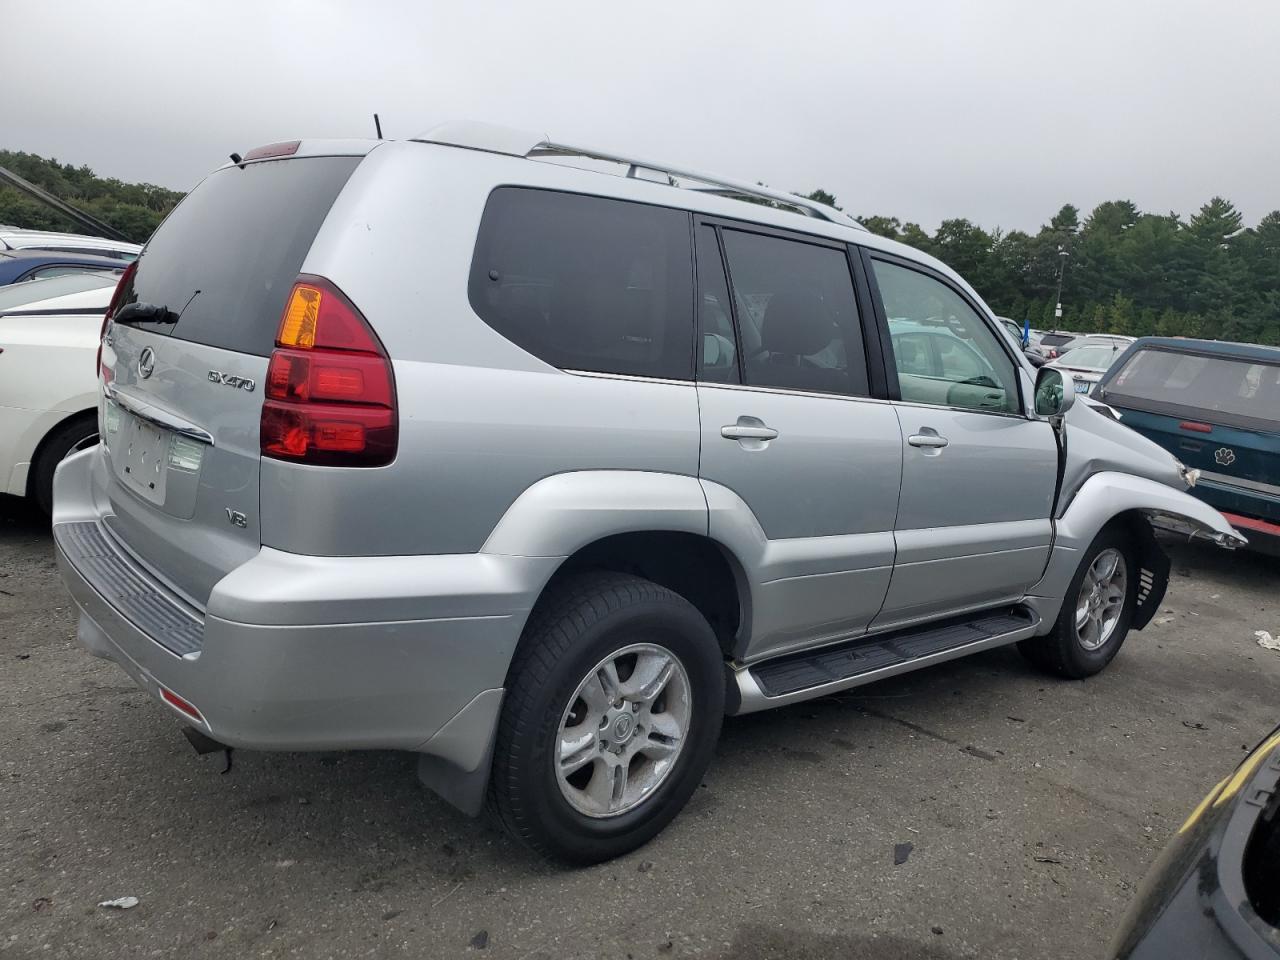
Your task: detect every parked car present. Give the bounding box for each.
[0,248,128,286]
[0,276,114,511]
[51,124,1244,863]
[1096,337,1280,554]
[996,317,1047,367]
[0,227,141,261]
[1062,333,1136,353]
[0,271,118,312]
[1111,722,1280,958]
[1047,342,1129,394]
[1037,330,1082,360]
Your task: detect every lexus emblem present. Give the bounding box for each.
[1214,447,1236,466]
[137,346,156,380]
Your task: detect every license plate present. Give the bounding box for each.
[118,414,171,504]
[1074,382,1091,394]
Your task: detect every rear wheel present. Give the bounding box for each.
[488,572,724,863]
[32,415,98,515]
[1019,525,1138,678]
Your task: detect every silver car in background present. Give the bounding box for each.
[52,123,1244,862]
[1048,339,1133,394]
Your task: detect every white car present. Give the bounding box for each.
[1046,342,1128,395]
[0,227,140,261]
[0,274,115,511]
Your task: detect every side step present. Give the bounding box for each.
[733,607,1040,714]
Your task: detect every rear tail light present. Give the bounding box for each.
[97,260,137,379]
[260,276,397,467]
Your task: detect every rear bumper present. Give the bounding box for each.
[52,447,560,755]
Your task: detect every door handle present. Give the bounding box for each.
[721,416,779,446]
[907,433,949,449]
[722,424,779,441]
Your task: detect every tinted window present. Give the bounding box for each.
[1105,348,1280,423]
[874,260,1019,414]
[117,157,360,356]
[720,230,867,396]
[695,226,737,383]
[469,188,694,380]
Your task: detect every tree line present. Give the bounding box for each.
[1,150,1275,346]
[0,150,183,244]
[806,189,1278,347]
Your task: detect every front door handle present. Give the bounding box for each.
[721,417,779,448]
[722,424,779,441]
[907,432,949,449]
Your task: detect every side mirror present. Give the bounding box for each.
[1034,367,1075,418]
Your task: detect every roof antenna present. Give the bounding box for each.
[229,152,243,167]
[373,113,383,140]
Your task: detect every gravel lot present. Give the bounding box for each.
[2,495,1278,960]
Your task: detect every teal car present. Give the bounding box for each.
[1095,337,1280,554]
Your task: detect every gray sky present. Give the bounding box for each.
[4,0,1278,233]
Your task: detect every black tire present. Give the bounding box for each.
[32,415,98,515]
[488,572,724,864]
[1018,525,1138,679]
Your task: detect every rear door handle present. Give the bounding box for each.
[907,433,949,449]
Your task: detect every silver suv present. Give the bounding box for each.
[53,123,1245,863]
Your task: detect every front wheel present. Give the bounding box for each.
[1018,526,1138,679]
[488,572,724,863]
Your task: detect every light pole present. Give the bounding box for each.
[1053,248,1070,326]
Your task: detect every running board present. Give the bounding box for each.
[732,607,1040,714]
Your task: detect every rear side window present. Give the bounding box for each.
[118,156,360,356]
[1105,348,1280,428]
[469,187,694,380]
[719,229,868,396]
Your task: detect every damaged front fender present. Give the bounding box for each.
[1060,472,1248,551]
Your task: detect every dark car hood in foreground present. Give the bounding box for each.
[1112,725,1280,959]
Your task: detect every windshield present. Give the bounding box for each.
[1105,348,1280,427]
[1058,346,1119,370]
[0,272,115,311]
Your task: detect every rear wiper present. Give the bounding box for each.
[113,302,178,326]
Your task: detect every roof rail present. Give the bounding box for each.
[414,121,864,230]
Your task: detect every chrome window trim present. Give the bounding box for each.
[567,367,1037,421]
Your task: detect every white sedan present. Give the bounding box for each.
[0,274,115,511]
[1045,342,1129,396]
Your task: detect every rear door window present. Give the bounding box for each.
[469,187,694,380]
[117,156,361,356]
[719,228,868,396]
[1104,348,1280,430]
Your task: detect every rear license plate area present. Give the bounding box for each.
[117,414,171,504]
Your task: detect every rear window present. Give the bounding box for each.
[1104,348,1280,430]
[468,187,694,380]
[1040,333,1075,348]
[117,156,360,356]
[1058,346,1116,369]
